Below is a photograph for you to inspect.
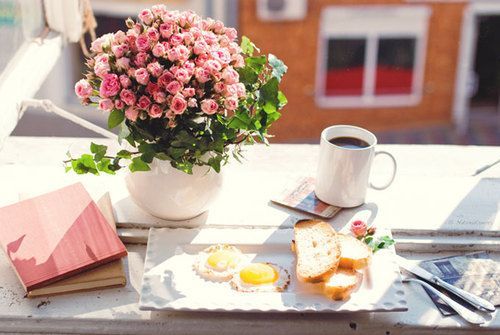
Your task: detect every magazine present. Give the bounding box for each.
[419,251,500,316]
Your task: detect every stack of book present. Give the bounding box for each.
[0,183,127,297]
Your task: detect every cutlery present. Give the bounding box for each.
[403,277,486,325]
[396,255,495,312]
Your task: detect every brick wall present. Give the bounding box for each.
[239,0,466,142]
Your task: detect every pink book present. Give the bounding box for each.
[0,183,127,291]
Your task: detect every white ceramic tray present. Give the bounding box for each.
[139,227,408,313]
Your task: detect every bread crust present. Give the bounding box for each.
[337,234,372,270]
[293,219,341,283]
[322,268,362,301]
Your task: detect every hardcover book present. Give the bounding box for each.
[22,192,127,297]
[0,183,127,292]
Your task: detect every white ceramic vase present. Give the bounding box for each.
[125,159,224,221]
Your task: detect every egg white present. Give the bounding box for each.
[230,262,290,293]
[193,244,246,282]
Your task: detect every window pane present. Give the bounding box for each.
[375,38,416,95]
[325,38,366,96]
[0,0,44,76]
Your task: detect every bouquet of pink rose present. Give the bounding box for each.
[67,5,287,174]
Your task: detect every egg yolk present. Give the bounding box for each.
[207,250,239,271]
[239,263,278,285]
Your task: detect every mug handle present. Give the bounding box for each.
[369,151,397,190]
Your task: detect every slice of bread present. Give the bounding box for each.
[322,268,362,301]
[293,219,341,283]
[337,234,372,270]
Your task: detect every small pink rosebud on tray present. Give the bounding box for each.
[350,220,368,238]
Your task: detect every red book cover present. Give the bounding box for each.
[0,183,127,291]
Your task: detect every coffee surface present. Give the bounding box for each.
[328,136,370,149]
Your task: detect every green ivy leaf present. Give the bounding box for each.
[155,152,170,160]
[278,91,288,108]
[173,161,193,174]
[108,109,125,129]
[129,157,151,172]
[90,142,107,161]
[116,149,132,159]
[208,155,223,173]
[236,66,259,86]
[241,36,258,56]
[97,158,116,175]
[118,122,131,145]
[259,77,280,110]
[268,54,288,82]
[227,112,252,129]
[245,55,267,73]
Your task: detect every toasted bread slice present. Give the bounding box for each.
[293,219,341,283]
[337,234,372,270]
[322,268,362,301]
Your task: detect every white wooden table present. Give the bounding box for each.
[0,136,498,334]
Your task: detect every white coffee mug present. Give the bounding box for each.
[315,125,397,208]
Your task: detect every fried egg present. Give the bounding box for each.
[230,262,290,292]
[193,244,246,281]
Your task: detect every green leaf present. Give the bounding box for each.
[155,152,170,160]
[278,91,288,108]
[241,36,257,56]
[245,56,267,73]
[116,149,132,159]
[259,77,280,107]
[167,147,186,160]
[90,142,107,161]
[268,54,288,82]
[227,112,252,129]
[173,161,193,174]
[208,155,223,173]
[236,66,258,86]
[97,158,116,175]
[65,166,71,173]
[129,157,151,172]
[108,109,125,129]
[118,122,131,145]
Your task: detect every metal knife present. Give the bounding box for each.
[395,255,496,312]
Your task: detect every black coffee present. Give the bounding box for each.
[328,136,369,149]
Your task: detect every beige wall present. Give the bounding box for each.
[239,0,466,142]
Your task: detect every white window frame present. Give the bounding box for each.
[315,5,431,109]
[0,0,83,145]
[256,0,308,22]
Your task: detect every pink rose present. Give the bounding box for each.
[350,220,368,238]
[158,71,174,88]
[219,35,230,47]
[159,22,173,39]
[204,60,222,74]
[166,80,183,95]
[187,98,197,108]
[169,33,184,46]
[152,43,166,57]
[168,119,177,128]
[120,89,136,106]
[228,42,241,54]
[211,49,231,65]
[225,27,238,41]
[183,32,195,45]
[138,9,154,25]
[176,45,190,62]
[115,57,130,70]
[170,94,187,115]
[224,96,238,111]
[153,91,167,104]
[135,34,150,52]
[114,99,125,110]
[94,54,110,78]
[113,30,127,44]
[146,82,159,95]
[135,68,150,85]
[167,47,180,62]
[99,74,120,98]
[151,4,166,17]
[213,20,225,34]
[182,87,195,97]
[111,44,128,58]
[203,31,217,45]
[148,104,163,118]
[235,83,246,98]
[119,74,131,88]
[146,27,159,42]
[222,67,239,84]
[98,98,114,111]
[147,61,163,77]
[125,106,139,121]
[195,53,209,67]
[201,99,219,115]
[175,68,191,83]
[214,81,226,93]
[137,95,151,110]
[74,79,93,99]
[134,52,148,67]
[165,110,175,119]
[231,54,245,68]
[194,67,211,83]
